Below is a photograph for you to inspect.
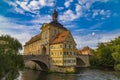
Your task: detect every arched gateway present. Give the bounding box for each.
[42,46,47,55]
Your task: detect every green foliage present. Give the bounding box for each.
[0,35,24,79]
[114,64,120,71]
[90,36,120,70]
[0,35,22,54]
[112,52,120,63]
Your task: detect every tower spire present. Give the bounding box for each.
[52,0,58,22]
[54,0,56,11]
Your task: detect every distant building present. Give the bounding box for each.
[24,8,77,67]
[77,46,92,55]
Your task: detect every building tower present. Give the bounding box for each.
[52,1,58,22]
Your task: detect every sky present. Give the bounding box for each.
[0,0,120,51]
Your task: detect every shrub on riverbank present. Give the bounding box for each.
[114,64,120,71]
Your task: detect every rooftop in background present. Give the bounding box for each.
[77,46,93,55]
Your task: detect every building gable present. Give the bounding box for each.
[64,32,76,45]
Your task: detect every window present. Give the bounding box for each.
[69,45,71,48]
[74,52,76,55]
[60,52,62,55]
[67,45,69,48]
[73,60,76,62]
[64,52,66,55]
[67,60,71,63]
[64,44,67,48]
[64,60,67,63]
[60,45,62,48]
[51,52,53,55]
[66,52,69,55]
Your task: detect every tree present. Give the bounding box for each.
[90,36,120,71]
[0,35,24,79]
[0,35,22,54]
[111,37,120,71]
[90,43,115,69]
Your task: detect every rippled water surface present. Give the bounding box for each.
[16,69,120,80]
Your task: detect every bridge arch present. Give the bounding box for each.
[25,60,49,71]
[32,60,49,71]
[23,55,50,71]
[76,55,90,67]
[76,58,85,67]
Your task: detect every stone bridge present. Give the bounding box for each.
[76,54,90,67]
[23,55,51,71]
[23,54,90,71]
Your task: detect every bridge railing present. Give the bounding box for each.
[23,54,49,57]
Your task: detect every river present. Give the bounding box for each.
[16,69,120,80]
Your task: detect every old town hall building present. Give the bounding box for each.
[24,8,77,68]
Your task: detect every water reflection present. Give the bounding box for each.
[16,69,120,80]
[17,69,76,80]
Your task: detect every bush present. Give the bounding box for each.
[114,64,120,71]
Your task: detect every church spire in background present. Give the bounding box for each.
[52,0,58,22]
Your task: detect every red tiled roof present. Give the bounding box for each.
[51,31,69,44]
[25,33,41,45]
[76,46,92,55]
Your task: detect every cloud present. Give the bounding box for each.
[57,7,64,10]
[30,15,51,24]
[3,0,112,22]
[61,0,111,22]
[0,15,40,46]
[17,0,54,11]
[77,0,111,20]
[59,9,76,21]
[64,0,73,8]
[4,0,54,14]
[59,4,82,21]
[92,9,111,19]
[74,30,120,49]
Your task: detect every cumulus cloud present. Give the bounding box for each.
[0,15,40,46]
[57,7,64,10]
[61,0,111,22]
[60,9,76,21]
[30,15,51,24]
[4,0,112,21]
[64,0,73,8]
[92,9,111,19]
[59,4,82,21]
[77,0,111,19]
[74,30,120,49]
[5,0,54,14]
